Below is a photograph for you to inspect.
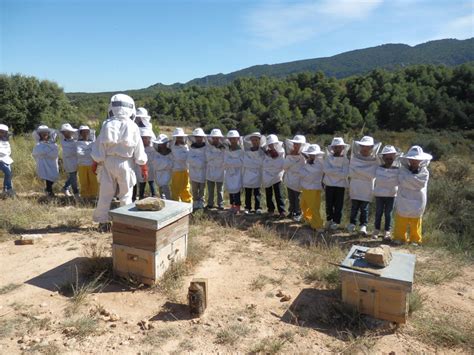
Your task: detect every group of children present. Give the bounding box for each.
[0,118,432,245]
[135,127,431,245]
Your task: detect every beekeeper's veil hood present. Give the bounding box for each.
[400,145,432,169]
[135,107,152,128]
[189,127,207,144]
[109,94,136,120]
[378,145,402,167]
[243,132,266,151]
[284,134,307,154]
[265,134,284,154]
[351,135,381,160]
[33,125,57,143]
[326,137,350,156]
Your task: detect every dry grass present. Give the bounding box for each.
[303,264,339,286]
[216,323,251,345]
[416,253,464,285]
[62,316,100,339]
[249,274,283,291]
[250,336,286,354]
[0,283,22,295]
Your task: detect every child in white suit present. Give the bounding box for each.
[33,125,59,197]
[242,132,266,214]
[59,123,79,197]
[224,130,243,214]
[0,124,14,196]
[187,128,207,210]
[152,134,173,199]
[373,145,400,240]
[205,129,226,210]
[284,135,307,221]
[170,128,192,203]
[323,137,350,230]
[348,136,381,235]
[262,134,286,217]
[393,146,432,245]
[76,125,98,198]
[133,127,156,200]
[300,144,325,230]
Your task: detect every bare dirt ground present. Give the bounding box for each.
[0,207,473,354]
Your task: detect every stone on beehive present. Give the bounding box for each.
[365,245,392,267]
[135,197,165,211]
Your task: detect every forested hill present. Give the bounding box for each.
[169,38,474,88]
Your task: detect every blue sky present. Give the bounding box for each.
[1,0,472,92]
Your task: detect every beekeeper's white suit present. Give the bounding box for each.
[224,133,244,194]
[32,126,59,182]
[91,94,147,223]
[262,136,285,189]
[242,133,266,189]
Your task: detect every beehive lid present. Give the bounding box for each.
[340,245,416,289]
[109,200,192,230]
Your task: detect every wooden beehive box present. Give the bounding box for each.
[339,245,416,324]
[109,200,192,285]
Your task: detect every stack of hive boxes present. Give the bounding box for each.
[109,200,193,285]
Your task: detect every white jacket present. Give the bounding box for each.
[374,166,399,197]
[171,145,188,172]
[262,151,285,188]
[205,145,225,182]
[152,150,173,187]
[323,155,349,188]
[224,148,243,194]
[0,141,13,165]
[60,138,78,173]
[242,148,265,188]
[284,155,305,191]
[91,117,147,166]
[395,166,429,218]
[187,145,207,183]
[135,146,156,183]
[76,140,94,166]
[300,159,324,190]
[33,142,59,182]
[349,156,378,202]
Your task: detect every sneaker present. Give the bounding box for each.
[293,214,302,222]
[62,188,72,197]
[411,242,419,247]
[329,222,339,231]
[5,189,15,198]
[372,230,380,239]
[217,206,225,211]
[325,221,333,229]
[205,204,215,209]
[256,209,263,215]
[347,223,356,233]
[383,231,392,241]
[244,209,251,215]
[360,225,368,236]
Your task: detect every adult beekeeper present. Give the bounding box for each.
[91,94,148,231]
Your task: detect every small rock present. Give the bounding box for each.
[135,197,165,211]
[39,340,49,347]
[237,316,244,322]
[109,313,120,322]
[19,345,29,350]
[457,292,463,296]
[33,315,43,321]
[32,338,41,344]
[191,318,200,324]
[123,320,129,325]
[100,309,110,317]
[280,295,292,302]
[128,336,135,340]
[39,302,48,308]
[276,290,284,297]
[110,323,117,328]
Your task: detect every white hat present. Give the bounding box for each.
[154,134,170,145]
[248,132,262,139]
[172,127,187,137]
[209,128,224,138]
[78,125,90,131]
[381,145,397,155]
[37,125,51,132]
[139,127,154,137]
[289,135,306,144]
[266,134,280,146]
[191,128,206,137]
[60,123,77,132]
[355,136,374,146]
[136,107,151,119]
[302,144,324,156]
[227,130,240,138]
[405,145,433,161]
[330,137,347,146]
[0,124,8,132]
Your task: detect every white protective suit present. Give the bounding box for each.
[283,138,307,192]
[323,143,350,188]
[262,140,285,189]
[0,140,13,165]
[187,137,207,183]
[395,150,431,218]
[60,132,78,173]
[242,134,266,189]
[300,154,325,190]
[205,141,225,183]
[134,128,156,183]
[224,145,244,194]
[374,167,399,197]
[152,150,173,187]
[32,128,59,182]
[348,140,382,202]
[76,130,96,166]
[91,94,147,223]
[171,143,189,172]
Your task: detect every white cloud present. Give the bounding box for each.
[436,14,474,40]
[245,0,383,49]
